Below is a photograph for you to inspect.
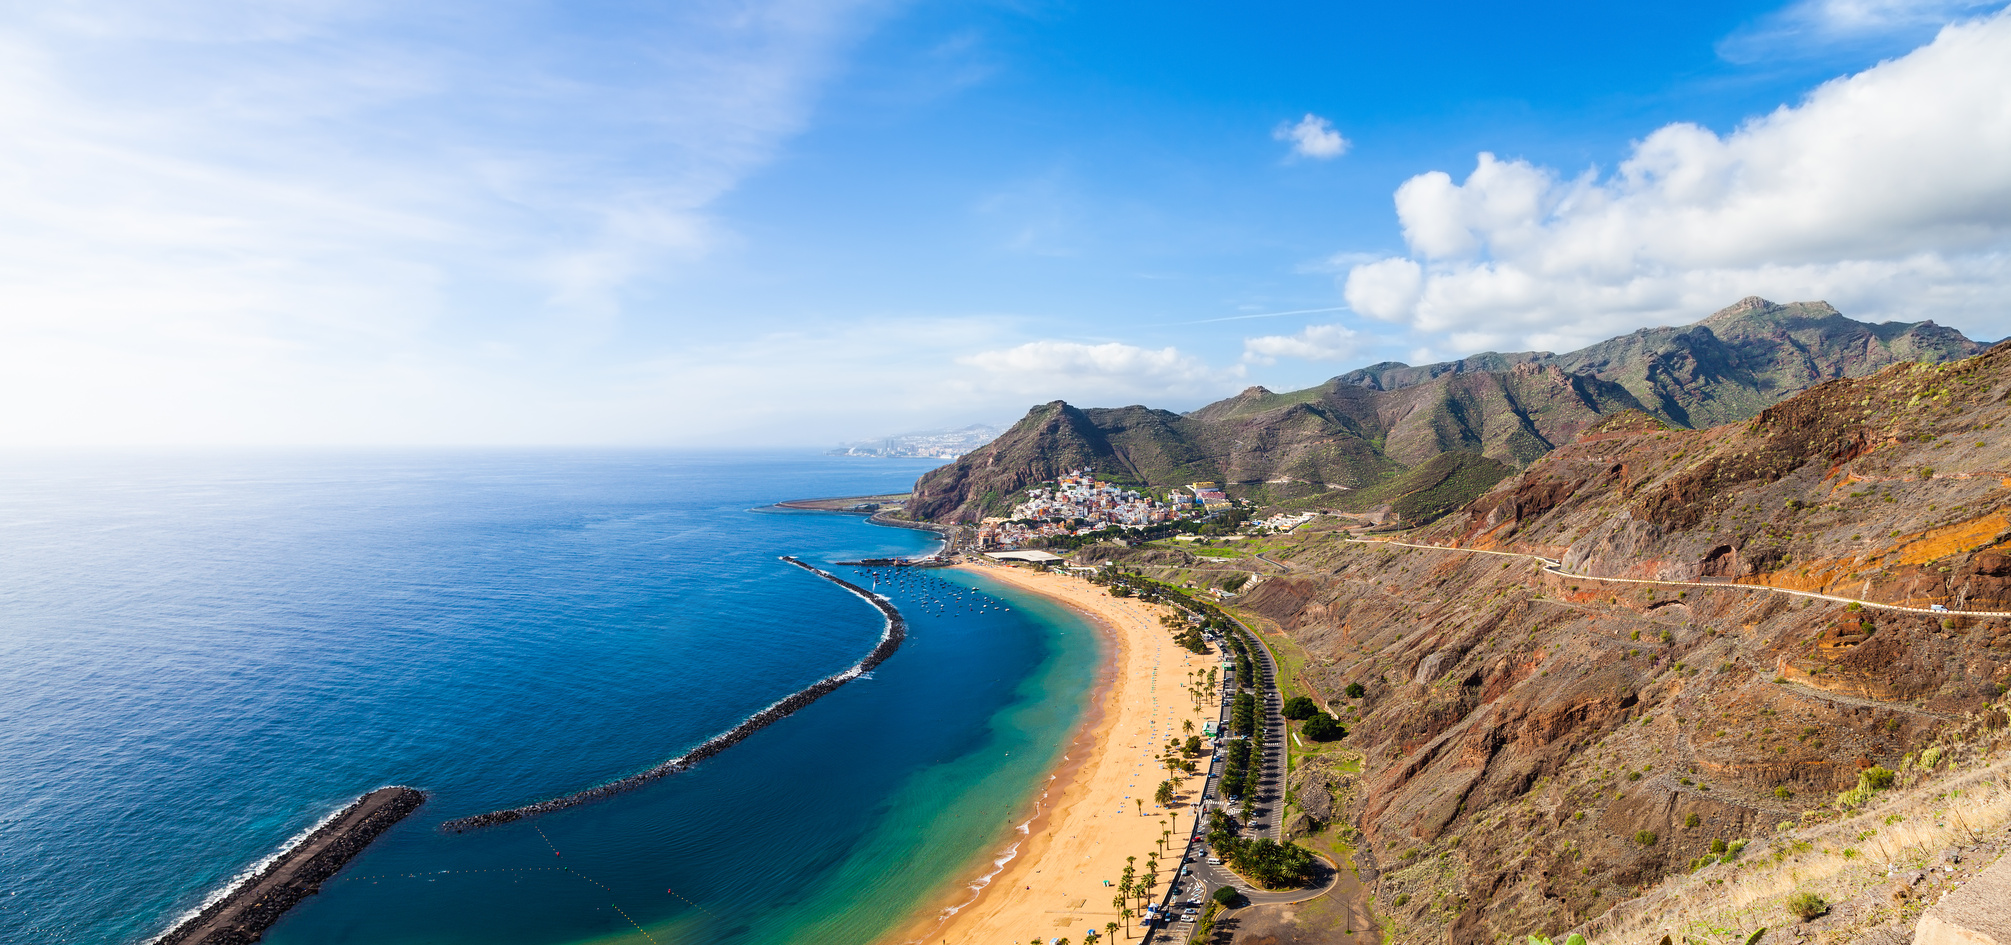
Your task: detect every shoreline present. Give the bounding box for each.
[885,562,1218,945]
[888,590,1118,943]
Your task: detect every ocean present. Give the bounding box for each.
[0,451,1101,945]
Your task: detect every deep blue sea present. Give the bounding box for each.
[0,452,1100,945]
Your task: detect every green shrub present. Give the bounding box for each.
[1774,786,1794,800]
[1282,696,1319,720]
[1345,681,1366,699]
[1684,813,1701,828]
[1302,713,1345,741]
[1710,838,1727,854]
[1219,837,1317,888]
[1634,830,1658,847]
[1212,885,1240,906]
[1785,891,1827,921]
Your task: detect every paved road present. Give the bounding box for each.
[1140,624,1327,942]
[1347,537,2011,617]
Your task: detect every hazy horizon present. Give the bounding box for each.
[4,1,2010,448]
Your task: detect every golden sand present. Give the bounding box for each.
[894,562,1220,945]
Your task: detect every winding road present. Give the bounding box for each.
[1346,536,2011,618]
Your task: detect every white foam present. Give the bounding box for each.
[145,790,377,945]
[905,783,1055,940]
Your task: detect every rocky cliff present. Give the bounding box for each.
[1080,340,2011,943]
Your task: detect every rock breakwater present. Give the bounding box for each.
[153,786,425,945]
[441,557,905,832]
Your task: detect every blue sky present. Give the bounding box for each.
[2,0,2008,446]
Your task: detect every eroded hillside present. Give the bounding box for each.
[1077,342,2011,943]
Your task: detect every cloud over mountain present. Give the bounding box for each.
[1241,323,1360,364]
[957,340,1233,403]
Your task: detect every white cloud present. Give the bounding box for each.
[1720,0,2007,59]
[1275,113,1350,160]
[0,0,883,445]
[1241,324,1361,364]
[1293,250,1384,275]
[955,340,1235,404]
[1343,10,2011,352]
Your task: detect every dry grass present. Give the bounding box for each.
[1575,700,2011,945]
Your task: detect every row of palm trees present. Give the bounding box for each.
[1049,576,1238,945]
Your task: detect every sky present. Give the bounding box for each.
[2,0,2010,447]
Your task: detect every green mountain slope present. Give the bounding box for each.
[907,298,1989,524]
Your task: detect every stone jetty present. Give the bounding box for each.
[154,786,425,945]
[441,556,904,832]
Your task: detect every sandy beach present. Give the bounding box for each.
[896,562,1220,945]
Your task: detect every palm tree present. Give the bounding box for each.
[1121,908,1134,937]
[1106,921,1121,943]
[1135,798,1144,817]
[1085,931,1100,945]
[1183,719,1194,735]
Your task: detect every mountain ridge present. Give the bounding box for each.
[908,298,1990,523]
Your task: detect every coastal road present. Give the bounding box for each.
[1140,624,1305,942]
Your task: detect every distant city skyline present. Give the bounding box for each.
[1,1,2008,447]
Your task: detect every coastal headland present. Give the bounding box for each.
[775,492,955,544]
[443,556,903,831]
[154,786,425,945]
[773,493,911,512]
[895,562,1218,945]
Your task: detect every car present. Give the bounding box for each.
[1208,857,1222,864]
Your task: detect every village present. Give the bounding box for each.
[971,470,1322,551]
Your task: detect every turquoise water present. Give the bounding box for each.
[0,452,1100,945]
